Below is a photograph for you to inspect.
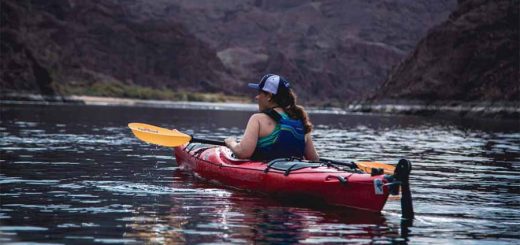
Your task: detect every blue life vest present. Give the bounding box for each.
[251,109,305,161]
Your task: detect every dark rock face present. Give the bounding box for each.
[1,0,229,97]
[1,0,457,104]
[371,0,519,102]
[148,0,456,103]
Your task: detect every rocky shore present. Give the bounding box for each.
[346,102,519,120]
[2,93,518,120]
[0,93,257,111]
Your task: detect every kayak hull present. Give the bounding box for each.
[174,144,392,212]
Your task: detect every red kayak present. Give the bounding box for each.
[174,143,413,214]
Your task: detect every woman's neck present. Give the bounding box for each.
[271,106,285,114]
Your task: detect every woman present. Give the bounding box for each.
[224,74,319,161]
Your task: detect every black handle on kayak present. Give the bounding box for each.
[319,157,357,169]
[190,137,226,146]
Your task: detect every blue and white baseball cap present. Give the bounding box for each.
[248,74,290,95]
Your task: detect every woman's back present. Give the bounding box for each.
[252,110,305,160]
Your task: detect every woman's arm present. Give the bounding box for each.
[224,114,261,159]
[304,133,319,161]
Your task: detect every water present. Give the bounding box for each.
[1,103,519,244]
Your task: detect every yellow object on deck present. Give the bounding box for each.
[356,161,396,175]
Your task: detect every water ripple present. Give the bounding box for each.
[82,181,231,196]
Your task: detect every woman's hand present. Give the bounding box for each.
[224,137,238,148]
[304,133,319,161]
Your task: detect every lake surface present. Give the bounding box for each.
[1,103,519,244]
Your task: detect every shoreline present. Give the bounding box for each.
[347,103,519,120]
[1,93,518,119]
[0,93,258,111]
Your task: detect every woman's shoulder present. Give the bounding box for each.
[251,112,271,120]
[249,112,276,124]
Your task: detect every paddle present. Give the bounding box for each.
[128,122,396,174]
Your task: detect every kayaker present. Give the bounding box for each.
[224,74,319,161]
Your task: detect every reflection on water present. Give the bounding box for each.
[0,104,519,244]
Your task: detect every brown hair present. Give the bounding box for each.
[271,89,313,134]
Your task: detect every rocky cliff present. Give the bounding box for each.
[370,0,519,103]
[1,0,232,98]
[142,0,456,104]
[1,0,456,104]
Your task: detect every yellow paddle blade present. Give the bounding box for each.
[128,123,192,147]
[356,161,396,175]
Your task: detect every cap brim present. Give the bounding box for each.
[248,83,260,90]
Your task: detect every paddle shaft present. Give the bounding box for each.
[191,137,226,146]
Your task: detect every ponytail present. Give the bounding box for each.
[272,89,313,134]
